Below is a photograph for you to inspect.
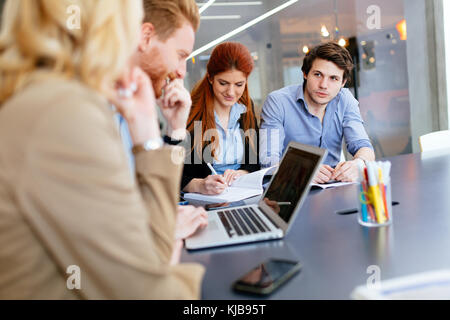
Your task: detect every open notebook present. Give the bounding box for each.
[183,166,277,203]
[351,270,450,299]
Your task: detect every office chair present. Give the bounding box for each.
[418,130,450,152]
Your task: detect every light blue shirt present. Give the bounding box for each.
[116,114,135,173]
[259,84,373,167]
[212,103,247,175]
[117,103,248,176]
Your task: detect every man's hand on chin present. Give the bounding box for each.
[158,79,191,140]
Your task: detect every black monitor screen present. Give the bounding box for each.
[262,147,320,223]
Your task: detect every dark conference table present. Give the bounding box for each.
[181,150,450,299]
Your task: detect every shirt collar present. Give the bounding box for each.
[296,84,311,115]
[215,103,247,130]
[296,84,306,103]
[234,102,247,115]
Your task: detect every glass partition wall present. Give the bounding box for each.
[0,0,438,158]
[188,0,412,158]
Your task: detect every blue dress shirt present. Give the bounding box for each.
[116,114,135,173]
[212,103,247,175]
[259,84,373,167]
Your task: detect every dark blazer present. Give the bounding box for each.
[181,107,260,190]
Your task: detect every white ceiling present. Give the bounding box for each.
[195,0,405,55]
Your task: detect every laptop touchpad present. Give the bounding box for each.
[208,220,219,231]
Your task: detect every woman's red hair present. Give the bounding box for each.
[187,42,256,158]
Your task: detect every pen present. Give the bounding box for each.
[207,163,218,175]
[206,163,229,191]
[277,202,291,206]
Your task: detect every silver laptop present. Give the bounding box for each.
[185,141,327,250]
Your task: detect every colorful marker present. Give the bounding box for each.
[367,162,386,223]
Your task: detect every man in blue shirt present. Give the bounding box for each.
[260,42,375,183]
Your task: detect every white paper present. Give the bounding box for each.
[351,270,450,300]
[310,181,357,189]
[183,166,277,203]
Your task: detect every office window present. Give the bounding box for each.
[188,0,415,158]
[445,0,450,129]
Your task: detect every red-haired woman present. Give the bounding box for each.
[182,42,260,195]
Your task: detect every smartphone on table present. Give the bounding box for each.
[232,258,302,295]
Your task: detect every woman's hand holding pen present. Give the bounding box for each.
[200,175,227,194]
[183,175,227,195]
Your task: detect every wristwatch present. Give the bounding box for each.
[132,137,164,154]
[163,135,183,146]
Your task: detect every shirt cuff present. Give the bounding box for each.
[347,139,374,156]
[163,135,183,146]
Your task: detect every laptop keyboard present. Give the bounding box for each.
[217,207,272,238]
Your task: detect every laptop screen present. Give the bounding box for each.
[262,146,321,223]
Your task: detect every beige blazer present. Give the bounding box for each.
[0,78,204,299]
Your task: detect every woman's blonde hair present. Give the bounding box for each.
[0,0,143,105]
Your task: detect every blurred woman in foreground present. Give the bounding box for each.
[0,0,203,299]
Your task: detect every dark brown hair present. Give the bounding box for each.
[302,42,354,84]
[142,0,200,41]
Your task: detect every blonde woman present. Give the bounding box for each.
[0,0,203,299]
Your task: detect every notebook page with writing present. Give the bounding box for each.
[183,166,277,203]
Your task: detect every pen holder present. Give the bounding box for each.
[357,178,392,227]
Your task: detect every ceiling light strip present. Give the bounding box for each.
[199,0,216,14]
[189,0,299,59]
[201,15,242,20]
[198,1,263,6]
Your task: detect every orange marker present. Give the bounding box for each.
[364,167,376,222]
